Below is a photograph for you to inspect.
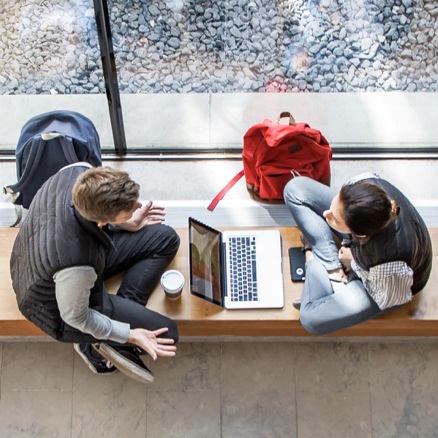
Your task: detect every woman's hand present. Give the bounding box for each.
[338,246,353,273]
[117,201,165,232]
[128,327,177,360]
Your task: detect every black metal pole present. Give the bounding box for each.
[93,0,127,155]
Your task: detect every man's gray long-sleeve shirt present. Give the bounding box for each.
[53,266,130,343]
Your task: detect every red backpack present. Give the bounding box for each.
[208,112,332,211]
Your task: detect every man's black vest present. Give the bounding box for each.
[10,165,113,342]
[351,178,432,294]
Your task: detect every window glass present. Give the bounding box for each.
[0,0,113,150]
[1,0,437,152]
[108,0,437,151]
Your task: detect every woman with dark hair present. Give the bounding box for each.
[283,173,433,335]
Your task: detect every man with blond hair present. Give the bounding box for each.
[10,163,180,383]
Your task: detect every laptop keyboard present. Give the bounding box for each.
[228,236,258,302]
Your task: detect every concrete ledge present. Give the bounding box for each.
[2,199,438,228]
[0,93,438,150]
[2,336,438,344]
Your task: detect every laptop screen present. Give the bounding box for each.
[188,218,223,306]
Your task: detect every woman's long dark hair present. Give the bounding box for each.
[339,181,399,236]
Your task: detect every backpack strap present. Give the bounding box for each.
[61,136,80,162]
[7,136,47,194]
[4,133,80,227]
[207,170,245,212]
[42,132,80,162]
[1,187,22,227]
[3,137,47,227]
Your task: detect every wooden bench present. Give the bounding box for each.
[1,227,437,338]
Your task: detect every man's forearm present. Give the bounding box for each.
[54,266,130,343]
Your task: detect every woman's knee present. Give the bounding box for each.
[299,310,332,336]
[283,176,313,205]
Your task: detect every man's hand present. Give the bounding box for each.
[117,201,165,232]
[338,246,353,273]
[128,327,176,360]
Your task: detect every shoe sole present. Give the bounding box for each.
[73,344,117,376]
[92,344,154,384]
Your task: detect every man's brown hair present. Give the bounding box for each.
[72,167,140,223]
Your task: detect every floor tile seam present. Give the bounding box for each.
[3,337,438,345]
[0,344,3,391]
[367,343,375,438]
[177,337,438,343]
[0,388,73,392]
[293,343,299,438]
[220,342,224,438]
[295,388,372,394]
[148,388,221,394]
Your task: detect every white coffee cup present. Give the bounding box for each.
[160,270,185,300]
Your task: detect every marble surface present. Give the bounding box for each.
[3,159,438,209]
[1,341,438,438]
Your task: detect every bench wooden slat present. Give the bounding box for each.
[1,226,437,338]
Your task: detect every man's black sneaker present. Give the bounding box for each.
[92,343,155,384]
[293,299,301,310]
[74,343,118,375]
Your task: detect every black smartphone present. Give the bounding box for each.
[289,247,306,282]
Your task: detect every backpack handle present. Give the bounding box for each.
[276,112,296,125]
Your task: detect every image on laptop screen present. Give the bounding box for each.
[189,219,223,306]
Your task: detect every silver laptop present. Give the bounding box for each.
[188,217,284,309]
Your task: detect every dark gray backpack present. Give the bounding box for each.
[4,110,102,225]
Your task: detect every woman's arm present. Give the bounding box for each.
[338,246,353,273]
[350,260,414,310]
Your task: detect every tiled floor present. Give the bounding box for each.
[1,340,438,437]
